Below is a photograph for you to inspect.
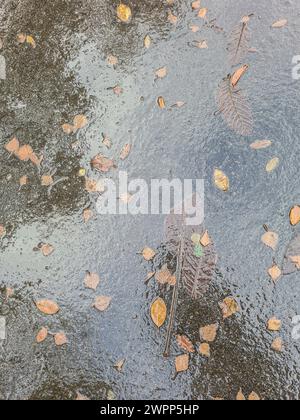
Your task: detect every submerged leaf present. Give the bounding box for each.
[150,297,167,328]
[176,335,195,353]
[219,297,239,319]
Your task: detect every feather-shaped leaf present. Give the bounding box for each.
[283,234,300,275]
[165,196,216,299]
[228,17,250,66]
[216,75,253,136]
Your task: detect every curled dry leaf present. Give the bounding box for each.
[267,318,281,332]
[155,67,167,79]
[93,296,111,312]
[214,169,229,192]
[199,323,219,342]
[150,297,167,328]
[54,332,68,346]
[91,154,115,173]
[36,327,48,344]
[144,35,151,49]
[219,297,239,319]
[142,247,156,261]
[176,335,195,353]
[117,3,132,23]
[199,343,210,357]
[41,243,54,257]
[268,264,281,282]
[84,272,100,291]
[114,359,125,372]
[271,337,283,352]
[266,157,280,172]
[248,392,261,401]
[250,140,272,150]
[120,144,132,160]
[36,299,60,315]
[157,96,166,109]
[236,389,246,401]
[198,8,208,18]
[73,115,88,132]
[175,354,189,373]
[289,206,300,226]
[5,137,20,154]
[272,19,287,28]
[230,64,249,88]
[261,231,278,251]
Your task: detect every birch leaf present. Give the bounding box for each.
[91,154,115,173]
[73,115,88,132]
[150,297,167,328]
[36,300,60,315]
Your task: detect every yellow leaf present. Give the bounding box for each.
[199,343,210,357]
[16,144,33,161]
[200,230,211,247]
[230,64,249,87]
[36,299,60,315]
[192,1,201,10]
[214,169,229,191]
[250,140,272,150]
[157,96,166,109]
[73,114,88,131]
[26,35,36,48]
[41,175,54,186]
[248,392,261,401]
[289,206,300,226]
[176,335,195,353]
[175,354,189,372]
[267,317,281,332]
[93,296,112,312]
[150,297,167,328]
[117,3,132,23]
[155,67,167,79]
[266,157,279,172]
[219,297,239,319]
[84,272,100,291]
[5,137,20,154]
[54,332,68,346]
[168,10,178,25]
[0,225,6,238]
[41,243,54,256]
[62,123,74,134]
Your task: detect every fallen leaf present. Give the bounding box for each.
[93,296,112,312]
[84,272,100,291]
[36,327,48,344]
[200,230,211,247]
[190,25,200,33]
[266,157,280,172]
[26,35,36,48]
[41,243,54,257]
[236,389,246,401]
[145,272,155,283]
[6,287,14,299]
[76,392,90,401]
[250,140,272,150]
[0,225,6,238]
[198,8,208,18]
[168,10,178,25]
[20,175,28,186]
[191,233,201,244]
[289,206,300,226]
[85,178,105,193]
[36,300,60,315]
[172,101,186,108]
[175,354,189,372]
[102,134,112,149]
[120,144,132,160]
[267,318,282,332]
[62,123,74,134]
[5,137,20,154]
[107,55,118,66]
[261,231,279,251]
[155,67,167,79]
[271,337,283,352]
[144,35,151,49]
[83,208,93,223]
[29,152,43,166]
[199,323,219,342]
[73,115,88,132]
[17,33,26,44]
[142,247,156,261]
[230,64,249,87]
[16,145,33,161]
[150,297,167,328]
[114,359,125,372]
[192,0,201,10]
[248,392,261,401]
[113,85,123,96]
[91,154,115,173]
[41,175,54,186]
[176,335,195,353]
[194,243,204,258]
[199,343,210,357]
[268,264,282,282]
[117,3,132,23]
[155,265,176,285]
[157,96,166,109]
[219,297,239,319]
[289,255,300,269]
[54,332,68,346]
[214,169,229,192]
[195,40,208,49]
[272,19,288,28]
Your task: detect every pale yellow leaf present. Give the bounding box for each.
[150,297,167,328]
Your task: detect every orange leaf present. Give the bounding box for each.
[289,206,300,226]
[84,272,100,291]
[199,323,219,342]
[54,332,68,346]
[150,297,167,328]
[199,342,210,357]
[36,327,48,343]
[36,299,60,315]
[176,335,195,353]
[5,137,20,154]
[175,354,189,372]
[93,296,112,312]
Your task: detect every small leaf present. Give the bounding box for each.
[272,19,287,28]
[199,323,219,342]
[289,255,300,269]
[230,64,249,88]
[175,354,189,372]
[155,67,167,79]
[117,4,132,23]
[198,8,208,18]
[73,115,88,132]
[268,264,281,283]
[267,317,281,332]
[26,35,36,48]
[114,359,126,372]
[191,233,201,244]
[107,55,118,66]
[157,96,166,109]
[168,10,178,25]
[200,230,211,247]
[144,35,151,49]
[236,389,246,401]
[17,33,26,44]
[84,272,100,291]
[41,243,54,256]
[83,208,93,223]
[41,175,54,186]
[250,140,272,150]
[192,1,201,10]
[266,157,280,172]
[120,144,132,160]
[16,145,33,161]
[155,265,174,285]
[76,392,90,401]
[91,154,115,173]
[271,337,283,352]
[142,247,156,261]
[199,343,210,357]
[62,123,73,134]
[289,206,300,226]
[93,296,112,312]
[54,332,68,346]
[261,231,278,251]
[20,175,28,187]
[214,169,229,191]
[5,137,20,154]
[0,225,6,238]
[248,392,261,401]
[219,297,239,319]
[36,300,60,315]
[176,335,195,353]
[150,297,167,328]
[36,327,48,344]
[194,243,204,258]
[190,25,200,33]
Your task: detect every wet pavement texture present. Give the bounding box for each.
[1,0,300,400]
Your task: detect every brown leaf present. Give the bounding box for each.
[267,318,282,332]
[271,337,283,353]
[62,123,74,134]
[102,134,112,149]
[175,354,189,372]
[176,335,195,353]
[172,101,186,108]
[198,8,208,18]
[150,297,167,328]
[199,343,210,357]
[36,299,60,315]
[114,359,125,372]
[289,206,300,226]
[113,85,123,96]
[236,389,246,401]
[250,140,272,150]
[230,64,249,88]
[199,323,219,342]
[73,115,88,132]
[36,327,48,344]
[219,297,239,319]
[157,96,166,109]
[155,265,176,285]
[272,19,287,28]
[54,332,68,346]
[248,392,261,401]
[0,225,6,238]
[20,175,28,186]
[261,231,279,251]
[142,247,156,261]
[16,145,33,161]
[85,178,105,193]
[29,152,43,166]
[120,144,132,160]
[117,4,132,23]
[155,66,167,79]
[41,243,54,256]
[91,154,115,173]
[5,137,20,154]
[83,208,93,223]
[41,175,54,186]
[268,264,281,283]
[17,33,26,44]
[200,230,211,247]
[84,272,100,291]
[93,296,112,312]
